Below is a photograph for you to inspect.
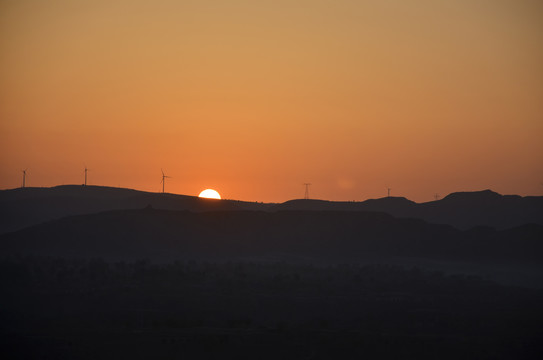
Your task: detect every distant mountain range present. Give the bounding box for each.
[270,190,543,230]
[1,186,541,234]
[2,186,542,287]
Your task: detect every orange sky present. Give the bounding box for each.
[1,0,542,202]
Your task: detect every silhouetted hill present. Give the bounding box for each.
[271,190,543,230]
[2,208,541,266]
[417,190,542,229]
[0,185,272,234]
[1,187,541,234]
[273,197,416,212]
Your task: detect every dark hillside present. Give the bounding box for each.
[0,185,272,234]
[2,209,541,265]
[272,190,543,230]
[2,187,541,235]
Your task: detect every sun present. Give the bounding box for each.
[198,189,221,199]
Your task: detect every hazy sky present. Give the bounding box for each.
[1,0,542,202]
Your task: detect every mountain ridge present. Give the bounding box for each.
[1,185,541,233]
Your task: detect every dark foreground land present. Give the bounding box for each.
[1,187,542,359]
[1,258,542,359]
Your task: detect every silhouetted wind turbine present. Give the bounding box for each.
[84,165,89,186]
[387,187,391,197]
[21,169,27,188]
[303,183,311,200]
[161,169,171,193]
[434,193,440,201]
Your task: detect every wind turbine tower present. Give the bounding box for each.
[21,169,27,188]
[161,169,171,194]
[387,187,391,197]
[303,183,311,200]
[84,166,89,186]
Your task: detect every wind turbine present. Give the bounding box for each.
[21,169,27,188]
[161,169,171,193]
[303,183,311,199]
[84,165,90,186]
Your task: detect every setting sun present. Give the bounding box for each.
[198,189,221,200]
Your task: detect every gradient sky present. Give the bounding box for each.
[1,0,542,202]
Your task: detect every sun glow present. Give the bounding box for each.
[198,189,221,199]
